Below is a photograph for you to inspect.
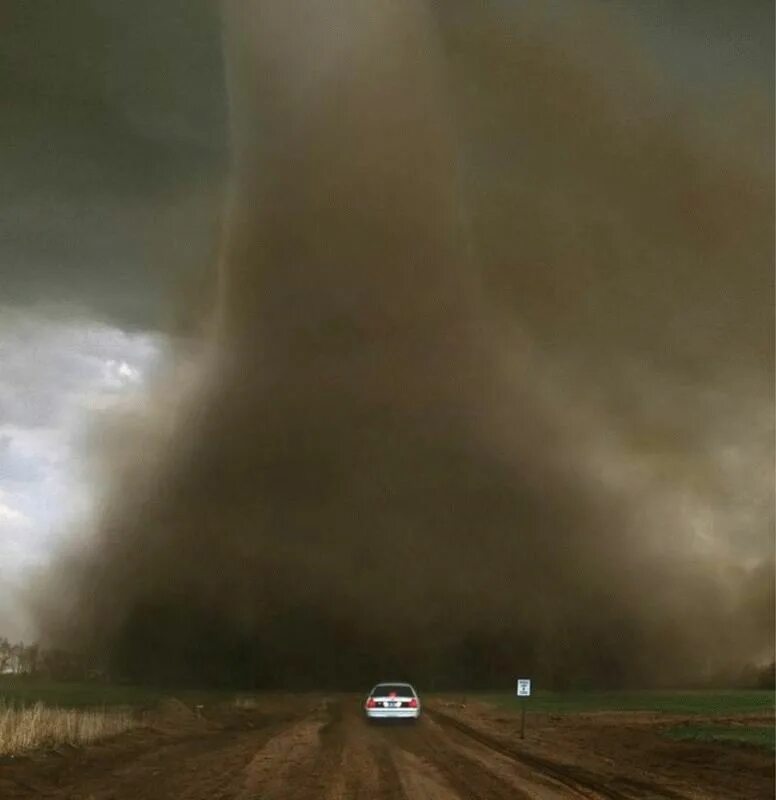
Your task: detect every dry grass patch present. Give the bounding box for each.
[0,701,137,755]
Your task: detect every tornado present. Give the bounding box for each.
[39,0,774,689]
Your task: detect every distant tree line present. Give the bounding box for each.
[0,637,105,682]
[0,632,773,690]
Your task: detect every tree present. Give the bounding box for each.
[0,637,12,673]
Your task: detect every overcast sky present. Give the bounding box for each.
[0,0,772,638]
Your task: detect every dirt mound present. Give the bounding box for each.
[147,698,207,734]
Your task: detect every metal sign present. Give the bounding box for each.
[516,678,531,697]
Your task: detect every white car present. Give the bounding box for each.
[364,682,421,722]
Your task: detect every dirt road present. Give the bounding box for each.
[1,697,771,799]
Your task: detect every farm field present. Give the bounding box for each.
[0,687,772,799]
[470,688,775,716]
[0,676,255,710]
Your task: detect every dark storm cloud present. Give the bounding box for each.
[2,0,770,328]
[33,0,774,688]
[0,0,226,329]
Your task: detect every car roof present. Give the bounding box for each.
[371,682,416,691]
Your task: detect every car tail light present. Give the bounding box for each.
[366,697,377,709]
[408,698,418,708]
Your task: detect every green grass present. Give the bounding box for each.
[664,724,775,751]
[0,676,254,709]
[450,690,775,717]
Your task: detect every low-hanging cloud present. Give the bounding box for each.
[37,0,773,689]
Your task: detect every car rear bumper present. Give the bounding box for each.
[365,708,420,720]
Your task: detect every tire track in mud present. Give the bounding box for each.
[274,702,624,799]
[348,716,408,799]
[377,716,535,799]
[113,713,317,800]
[311,701,459,799]
[416,714,590,799]
[140,707,325,800]
[390,748,460,799]
[153,723,303,800]
[238,700,346,799]
[250,700,409,799]
[428,708,693,800]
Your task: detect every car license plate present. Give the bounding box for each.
[389,701,399,708]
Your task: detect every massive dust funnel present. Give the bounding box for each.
[41,0,773,688]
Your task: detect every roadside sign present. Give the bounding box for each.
[516,678,531,739]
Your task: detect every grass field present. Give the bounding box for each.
[454,689,775,752]
[3,679,774,717]
[665,724,775,750]
[467,689,775,716]
[0,678,161,709]
[0,676,251,710]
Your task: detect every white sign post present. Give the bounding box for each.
[516,678,531,739]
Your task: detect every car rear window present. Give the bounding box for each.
[372,684,415,697]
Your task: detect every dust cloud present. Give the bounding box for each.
[38,0,773,689]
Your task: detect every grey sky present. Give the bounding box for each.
[1,0,226,330]
[0,307,161,636]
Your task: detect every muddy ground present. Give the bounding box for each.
[0,695,772,799]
